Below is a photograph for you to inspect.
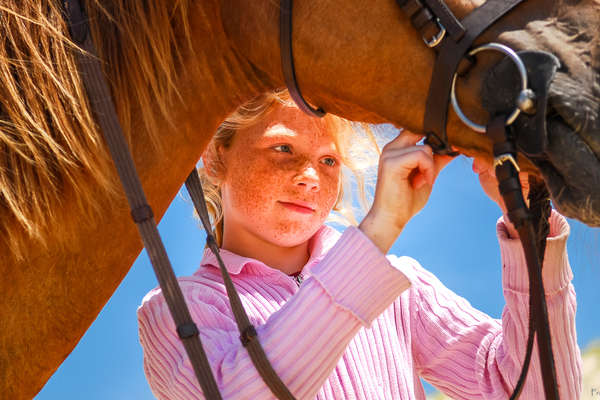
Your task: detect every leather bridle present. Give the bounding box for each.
[282,0,560,398]
[63,0,560,398]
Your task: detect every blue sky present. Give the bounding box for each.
[36,130,599,399]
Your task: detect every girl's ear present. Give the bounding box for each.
[202,144,226,183]
[201,154,214,177]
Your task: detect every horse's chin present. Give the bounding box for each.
[533,112,600,227]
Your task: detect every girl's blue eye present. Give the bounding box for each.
[322,157,337,167]
[274,144,292,153]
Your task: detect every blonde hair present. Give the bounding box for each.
[199,89,381,246]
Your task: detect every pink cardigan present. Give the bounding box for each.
[137,211,581,399]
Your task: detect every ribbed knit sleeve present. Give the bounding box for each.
[407,210,581,399]
[138,227,411,400]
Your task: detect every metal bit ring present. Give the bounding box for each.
[450,42,529,133]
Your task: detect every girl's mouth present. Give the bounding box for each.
[278,201,316,214]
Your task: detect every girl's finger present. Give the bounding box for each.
[397,148,435,186]
[412,173,428,189]
[406,151,452,188]
[384,130,425,150]
[381,145,433,160]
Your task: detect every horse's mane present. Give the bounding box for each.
[0,0,192,259]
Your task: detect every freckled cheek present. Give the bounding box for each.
[228,168,287,214]
[319,176,340,214]
[229,185,267,218]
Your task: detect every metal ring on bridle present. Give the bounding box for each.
[450,42,529,133]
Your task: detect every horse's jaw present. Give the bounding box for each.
[538,72,600,227]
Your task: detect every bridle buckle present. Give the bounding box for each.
[493,153,520,172]
[423,18,446,48]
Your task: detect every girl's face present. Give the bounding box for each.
[219,105,342,247]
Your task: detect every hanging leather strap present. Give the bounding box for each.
[65,1,295,398]
[185,171,296,400]
[70,33,224,400]
[64,1,222,398]
[487,115,559,400]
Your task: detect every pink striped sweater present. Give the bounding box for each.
[137,211,581,399]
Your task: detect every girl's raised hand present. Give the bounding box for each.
[473,157,530,238]
[359,130,454,253]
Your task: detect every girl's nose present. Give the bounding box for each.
[293,165,320,192]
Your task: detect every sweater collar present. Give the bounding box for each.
[197,225,342,276]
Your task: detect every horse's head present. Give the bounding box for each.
[222,0,599,226]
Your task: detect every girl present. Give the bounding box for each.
[138,92,581,399]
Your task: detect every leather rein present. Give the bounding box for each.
[63,0,559,398]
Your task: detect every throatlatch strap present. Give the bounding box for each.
[280,0,325,117]
[185,170,296,400]
[64,1,221,398]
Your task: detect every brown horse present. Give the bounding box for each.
[0,0,598,398]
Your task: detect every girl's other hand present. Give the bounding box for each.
[359,130,454,253]
[473,157,530,238]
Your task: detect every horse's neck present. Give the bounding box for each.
[123,1,275,159]
[105,0,276,213]
[1,2,274,398]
